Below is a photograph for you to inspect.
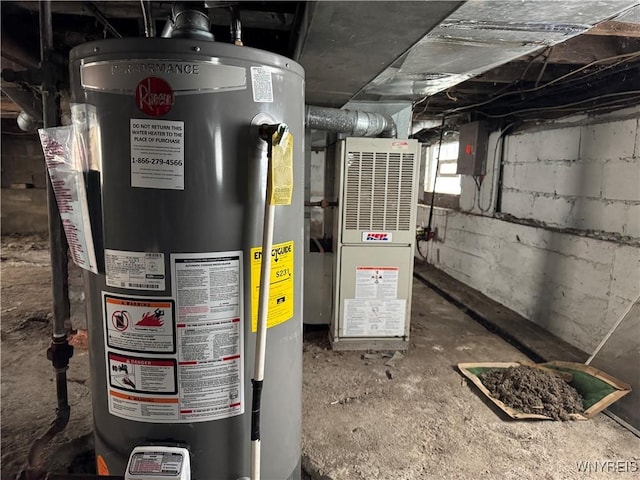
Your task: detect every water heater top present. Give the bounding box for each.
[69,38,304,79]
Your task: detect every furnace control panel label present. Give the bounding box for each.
[131,119,184,190]
[343,299,406,337]
[355,266,399,300]
[250,240,294,332]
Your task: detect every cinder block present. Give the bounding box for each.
[602,160,640,202]
[510,162,553,193]
[543,230,614,264]
[603,295,640,338]
[610,245,640,302]
[0,188,48,234]
[531,195,574,227]
[501,162,518,189]
[501,189,534,219]
[506,132,539,164]
[580,118,638,161]
[536,126,581,162]
[552,162,602,198]
[623,204,640,238]
[571,197,629,235]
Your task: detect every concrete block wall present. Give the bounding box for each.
[1,131,49,234]
[418,206,639,354]
[501,110,640,238]
[418,106,640,355]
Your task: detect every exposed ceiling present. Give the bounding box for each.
[1,1,640,130]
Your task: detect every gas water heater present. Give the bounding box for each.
[69,37,304,479]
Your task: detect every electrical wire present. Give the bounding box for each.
[416,237,427,260]
[459,178,478,213]
[426,116,446,236]
[444,51,640,115]
[534,47,553,88]
[486,47,552,100]
[476,90,640,119]
[473,123,516,214]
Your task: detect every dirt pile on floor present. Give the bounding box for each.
[480,366,584,420]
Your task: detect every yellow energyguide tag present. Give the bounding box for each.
[269,130,293,206]
[250,240,294,332]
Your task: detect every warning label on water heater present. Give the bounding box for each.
[104,295,175,354]
[130,119,184,190]
[171,251,244,422]
[103,256,244,423]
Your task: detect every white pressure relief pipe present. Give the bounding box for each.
[585,293,640,365]
[251,123,286,480]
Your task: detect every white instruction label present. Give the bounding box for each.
[39,128,98,273]
[104,294,175,354]
[131,119,184,190]
[250,67,273,103]
[343,299,406,337]
[355,266,399,300]
[172,252,244,421]
[105,250,165,291]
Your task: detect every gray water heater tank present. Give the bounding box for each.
[69,38,304,479]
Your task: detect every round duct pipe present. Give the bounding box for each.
[17,110,38,132]
[169,3,214,40]
[305,105,397,138]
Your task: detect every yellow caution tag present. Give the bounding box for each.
[268,129,293,206]
[250,240,294,332]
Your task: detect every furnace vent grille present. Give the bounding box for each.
[344,150,415,232]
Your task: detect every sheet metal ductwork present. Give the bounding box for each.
[305,105,397,138]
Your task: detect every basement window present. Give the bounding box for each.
[422,141,461,209]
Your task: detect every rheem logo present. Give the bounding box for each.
[135,77,174,116]
[362,232,392,242]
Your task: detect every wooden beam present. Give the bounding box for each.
[532,35,640,65]
[1,96,22,118]
[586,21,640,38]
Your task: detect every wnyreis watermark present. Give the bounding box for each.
[576,460,638,473]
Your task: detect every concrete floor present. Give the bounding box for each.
[1,235,638,479]
[301,280,639,480]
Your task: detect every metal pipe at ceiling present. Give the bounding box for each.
[0,85,43,122]
[305,105,397,138]
[140,0,156,37]
[170,3,214,40]
[230,5,243,46]
[82,2,123,39]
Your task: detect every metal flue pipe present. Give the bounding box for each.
[305,105,397,138]
[170,3,214,40]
